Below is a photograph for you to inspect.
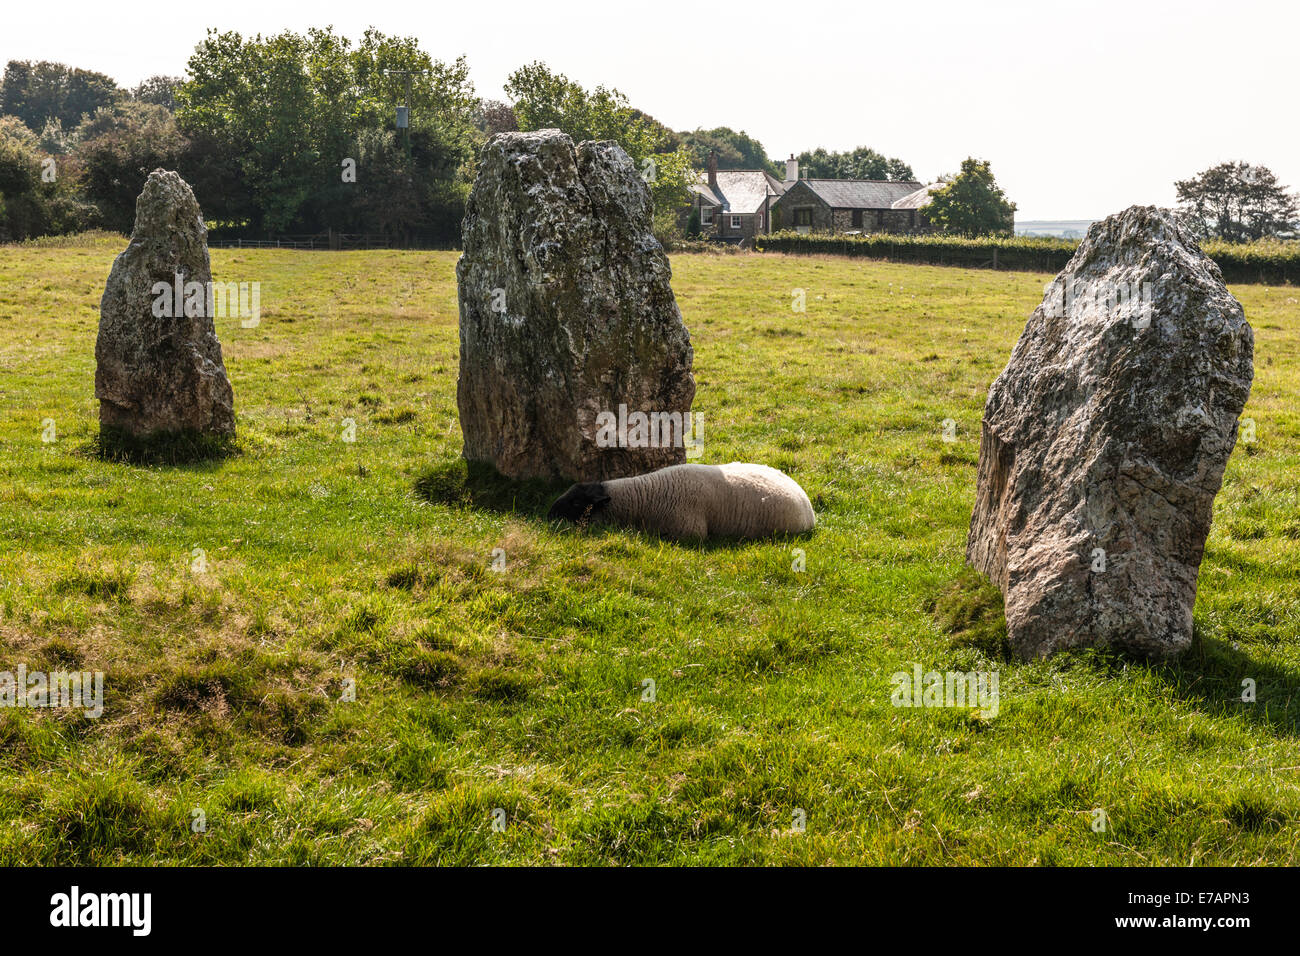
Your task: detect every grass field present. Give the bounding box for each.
[1,236,1299,865]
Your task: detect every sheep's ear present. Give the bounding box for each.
[581,482,611,505]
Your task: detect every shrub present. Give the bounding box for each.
[755,231,1300,284]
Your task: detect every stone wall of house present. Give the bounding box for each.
[685,197,768,243]
[737,181,934,238]
[828,208,928,234]
[772,183,834,233]
[718,209,742,241]
[682,196,721,239]
[883,209,928,233]
[830,209,857,233]
[684,189,785,243]
[725,210,767,242]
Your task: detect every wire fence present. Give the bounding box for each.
[207,234,459,251]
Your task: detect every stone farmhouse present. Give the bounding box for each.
[687,154,939,242]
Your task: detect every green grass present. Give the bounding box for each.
[1,235,1299,865]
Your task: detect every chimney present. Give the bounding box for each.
[707,150,718,191]
[785,154,798,183]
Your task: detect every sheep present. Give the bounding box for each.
[547,463,815,540]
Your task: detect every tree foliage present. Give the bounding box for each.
[795,146,914,181]
[0,60,121,132]
[71,102,190,233]
[474,99,518,138]
[1176,161,1298,242]
[131,76,184,111]
[920,158,1015,236]
[504,61,693,217]
[0,114,97,240]
[679,127,774,174]
[175,27,477,237]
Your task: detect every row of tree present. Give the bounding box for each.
[0,35,695,243]
[1,33,1296,243]
[0,34,938,243]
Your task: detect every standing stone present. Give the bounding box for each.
[96,169,235,438]
[967,206,1253,659]
[456,129,695,482]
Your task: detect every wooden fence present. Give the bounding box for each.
[207,233,457,251]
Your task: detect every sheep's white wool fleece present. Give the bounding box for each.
[604,463,815,540]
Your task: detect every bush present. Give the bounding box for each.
[71,102,189,233]
[755,231,1300,284]
[1202,239,1300,285]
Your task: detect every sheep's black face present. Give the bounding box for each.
[548,482,611,523]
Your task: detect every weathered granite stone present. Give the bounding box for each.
[456,129,695,482]
[96,169,235,437]
[967,206,1253,659]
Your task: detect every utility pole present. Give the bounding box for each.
[382,69,428,159]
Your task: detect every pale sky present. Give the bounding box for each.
[5,0,1297,219]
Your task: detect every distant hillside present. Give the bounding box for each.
[1015,220,1096,239]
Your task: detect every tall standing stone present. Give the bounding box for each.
[456,129,695,482]
[96,169,235,438]
[967,206,1253,659]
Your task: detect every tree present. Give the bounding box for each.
[0,115,95,240]
[175,27,477,239]
[340,126,466,241]
[678,127,773,173]
[175,29,321,234]
[72,102,190,232]
[1176,161,1298,242]
[0,115,44,239]
[132,75,184,110]
[794,146,914,181]
[643,146,695,237]
[474,99,518,138]
[37,117,70,155]
[504,61,693,222]
[505,61,662,156]
[629,110,680,152]
[920,158,1016,236]
[0,60,121,132]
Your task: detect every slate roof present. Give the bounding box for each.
[892,183,944,210]
[691,170,786,215]
[789,179,924,210]
[691,182,724,205]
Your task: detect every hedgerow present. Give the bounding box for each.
[755,231,1300,284]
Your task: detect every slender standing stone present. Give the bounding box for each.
[96,169,235,438]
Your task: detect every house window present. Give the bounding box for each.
[757,211,764,229]
[700,206,714,226]
[851,209,863,228]
[794,208,813,227]
[730,215,742,230]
